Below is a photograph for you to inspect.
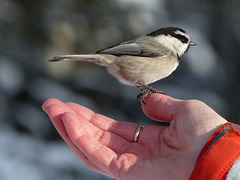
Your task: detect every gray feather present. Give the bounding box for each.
[96,38,169,57]
[49,54,115,66]
[49,55,97,62]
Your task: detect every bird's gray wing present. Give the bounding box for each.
[96,40,168,57]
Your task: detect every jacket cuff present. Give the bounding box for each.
[190,122,240,180]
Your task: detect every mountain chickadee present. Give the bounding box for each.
[50,27,196,103]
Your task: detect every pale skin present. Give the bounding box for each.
[42,94,227,180]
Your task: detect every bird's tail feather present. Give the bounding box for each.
[49,54,113,66]
[49,55,98,62]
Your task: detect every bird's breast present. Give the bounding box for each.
[108,53,179,86]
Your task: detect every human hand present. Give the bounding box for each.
[42,94,227,180]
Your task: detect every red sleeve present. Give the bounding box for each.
[189,122,240,180]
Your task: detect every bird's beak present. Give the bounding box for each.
[190,42,197,46]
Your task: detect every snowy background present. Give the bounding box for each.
[0,0,240,179]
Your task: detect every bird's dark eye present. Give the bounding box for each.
[179,36,188,43]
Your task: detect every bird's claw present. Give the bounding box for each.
[137,89,165,105]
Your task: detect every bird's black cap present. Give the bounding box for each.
[146,27,186,37]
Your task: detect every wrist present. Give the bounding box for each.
[190,122,240,180]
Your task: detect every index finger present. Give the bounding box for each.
[141,93,182,122]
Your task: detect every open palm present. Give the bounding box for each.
[42,94,226,180]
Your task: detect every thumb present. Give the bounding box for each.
[141,93,182,122]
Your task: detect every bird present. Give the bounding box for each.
[49,27,196,103]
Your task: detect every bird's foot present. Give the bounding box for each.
[136,85,165,104]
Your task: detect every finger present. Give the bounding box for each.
[141,93,182,122]
[90,114,141,142]
[43,99,79,140]
[43,100,105,174]
[62,112,117,176]
[137,125,166,151]
[65,102,95,120]
[43,99,130,175]
[65,106,166,154]
[42,98,66,112]
[63,110,135,156]
[66,102,141,142]
[43,104,85,155]
[85,114,163,149]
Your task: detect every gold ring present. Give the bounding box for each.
[133,126,144,143]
